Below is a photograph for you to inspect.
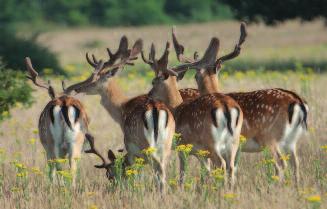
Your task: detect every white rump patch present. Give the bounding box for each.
[143,109,168,162]
[50,105,63,145]
[279,104,305,152]
[211,109,230,156]
[63,106,81,145]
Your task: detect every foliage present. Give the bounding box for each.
[165,0,232,22]
[0,0,232,27]
[0,63,33,122]
[222,0,327,25]
[0,30,63,75]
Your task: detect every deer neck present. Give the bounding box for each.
[99,79,128,125]
[165,77,184,108]
[199,73,219,95]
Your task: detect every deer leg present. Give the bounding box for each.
[276,146,287,169]
[289,147,300,187]
[151,158,166,192]
[68,133,84,186]
[227,142,239,190]
[269,146,284,181]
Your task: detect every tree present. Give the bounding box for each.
[222,0,327,25]
[0,63,33,122]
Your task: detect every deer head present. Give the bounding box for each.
[63,36,143,95]
[84,133,126,180]
[172,23,247,94]
[142,38,219,105]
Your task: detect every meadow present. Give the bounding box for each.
[1,20,327,209]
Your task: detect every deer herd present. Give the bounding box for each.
[25,23,308,191]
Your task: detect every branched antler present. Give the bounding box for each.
[215,22,247,68]
[84,133,109,168]
[25,57,56,99]
[142,42,178,77]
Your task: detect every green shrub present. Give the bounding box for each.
[0,63,34,122]
[0,31,64,75]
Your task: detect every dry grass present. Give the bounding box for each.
[0,70,326,209]
[1,21,327,208]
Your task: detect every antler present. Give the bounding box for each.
[169,37,220,74]
[63,36,142,95]
[141,42,177,77]
[215,22,247,68]
[171,27,220,76]
[86,36,143,72]
[84,133,110,168]
[25,57,56,99]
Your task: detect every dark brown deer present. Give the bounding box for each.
[172,23,308,185]
[25,57,89,186]
[141,40,243,187]
[64,36,175,191]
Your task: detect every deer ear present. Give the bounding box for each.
[108,149,116,162]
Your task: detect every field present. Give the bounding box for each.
[1,20,327,208]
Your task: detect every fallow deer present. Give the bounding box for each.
[141,40,243,187]
[63,36,175,191]
[172,23,309,185]
[25,57,89,185]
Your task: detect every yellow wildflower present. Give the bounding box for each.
[14,162,26,170]
[196,150,210,158]
[211,168,225,181]
[224,193,236,200]
[49,158,68,164]
[16,171,28,178]
[125,169,138,177]
[142,147,156,155]
[135,157,145,165]
[309,127,315,134]
[88,204,98,209]
[176,144,193,154]
[169,178,177,187]
[306,195,321,203]
[32,129,39,134]
[86,192,96,197]
[263,158,276,165]
[30,167,43,175]
[11,186,21,193]
[173,133,182,141]
[57,170,72,179]
[321,145,327,152]
[240,135,247,144]
[271,175,280,182]
[280,154,290,161]
[2,111,9,117]
[184,182,192,190]
[28,138,36,145]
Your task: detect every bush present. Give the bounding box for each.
[0,30,64,75]
[0,63,34,122]
[222,0,327,25]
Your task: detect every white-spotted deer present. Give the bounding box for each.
[141,40,243,188]
[25,57,89,185]
[64,36,175,191]
[172,23,309,185]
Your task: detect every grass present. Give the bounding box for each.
[0,69,326,208]
[1,20,327,208]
